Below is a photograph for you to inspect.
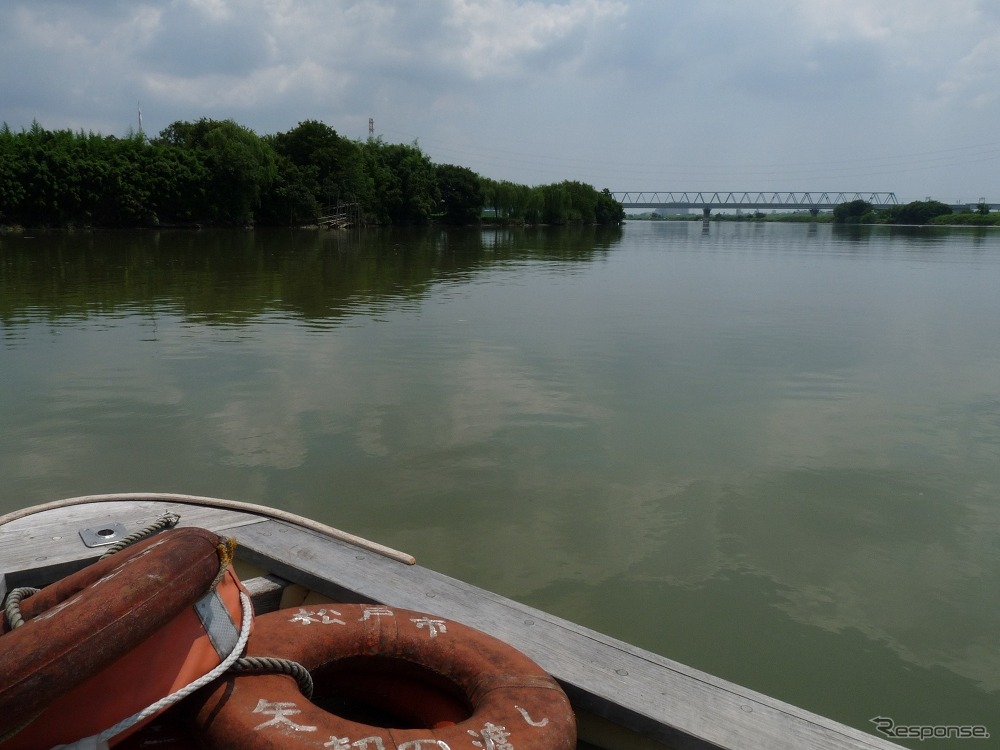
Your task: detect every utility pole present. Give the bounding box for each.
[368,118,374,137]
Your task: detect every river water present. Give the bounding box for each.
[1,222,998,746]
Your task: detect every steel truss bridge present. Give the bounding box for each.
[612,191,900,216]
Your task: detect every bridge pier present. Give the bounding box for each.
[702,207,711,218]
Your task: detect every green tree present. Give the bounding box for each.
[157,119,277,224]
[0,123,26,224]
[895,200,951,225]
[833,199,871,223]
[361,139,439,225]
[595,188,625,225]
[271,120,365,208]
[483,179,534,223]
[561,180,597,222]
[541,183,571,223]
[141,141,210,223]
[522,185,544,224]
[435,163,484,225]
[257,159,321,226]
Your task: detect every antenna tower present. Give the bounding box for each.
[369,118,374,137]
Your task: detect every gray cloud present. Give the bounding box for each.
[2,0,1000,200]
[144,5,273,77]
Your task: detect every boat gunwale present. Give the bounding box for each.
[0,492,415,565]
[0,494,907,750]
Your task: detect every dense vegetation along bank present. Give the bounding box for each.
[832,198,1000,226]
[0,119,625,228]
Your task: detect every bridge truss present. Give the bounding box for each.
[612,191,899,213]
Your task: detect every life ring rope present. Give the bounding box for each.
[2,587,39,631]
[228,655,315,699]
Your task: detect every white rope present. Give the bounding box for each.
[54,590,254,749]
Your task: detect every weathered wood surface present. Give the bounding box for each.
[0,500,906,750]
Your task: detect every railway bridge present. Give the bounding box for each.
[611,191,900,217]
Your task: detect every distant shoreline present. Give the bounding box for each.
[627,213,1000,227]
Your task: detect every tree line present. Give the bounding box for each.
[833,198,1000,226]
[0,119,625,228]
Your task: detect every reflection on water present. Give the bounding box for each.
[2,222,999,746]
[0,226,618,330]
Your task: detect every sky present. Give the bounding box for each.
[3,0,1000,203]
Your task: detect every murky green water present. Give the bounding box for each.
[2,222,998,746]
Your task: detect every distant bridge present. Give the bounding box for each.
[612,191,899,216]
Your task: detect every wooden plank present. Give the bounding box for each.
[241,574,289,614]
[231,518,906,750]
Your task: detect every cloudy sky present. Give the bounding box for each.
[3,0,1000,202]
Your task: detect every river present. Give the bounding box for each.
[1,221,998,747]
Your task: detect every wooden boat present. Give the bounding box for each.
[0,493,905,749]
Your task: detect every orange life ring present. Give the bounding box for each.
[0,526,247,749]
[192,603,576,750]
